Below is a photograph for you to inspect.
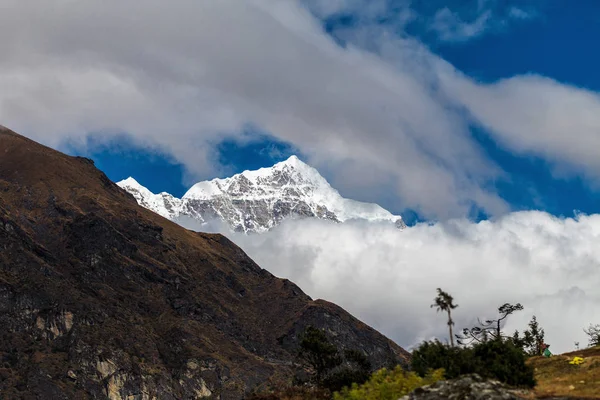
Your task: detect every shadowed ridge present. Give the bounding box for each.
[0,128,409,399]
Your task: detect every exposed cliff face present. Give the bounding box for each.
[0,127,409,399]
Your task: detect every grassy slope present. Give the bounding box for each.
[525,346,600,399]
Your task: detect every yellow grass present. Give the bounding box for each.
[526,346,600,399]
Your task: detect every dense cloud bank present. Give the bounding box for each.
[2,1,600,219]
[220,211,600,354]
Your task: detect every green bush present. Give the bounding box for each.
[298,326,341,383]
[472,339,535,387]
[411,339,535,388]
[333,366,444,400]
[323,368,370,393]
[411,339,480,379]
[297,326,372,391]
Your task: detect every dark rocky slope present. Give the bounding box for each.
[0,127,409,399]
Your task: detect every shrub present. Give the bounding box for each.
[297,326,372,391]
[333,366,444,400]
[298,326,341,383]
[411,339,481,379]
[322,349,372,392]
[323,368,371,393]
[411,339,535,388]
[472,338,535,387]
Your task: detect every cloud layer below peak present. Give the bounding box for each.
[220,211,600,354]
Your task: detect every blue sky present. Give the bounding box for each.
[431,2,600,88]
[56,1,600,225]
[418,1,600,221]
[65,131,300,199]
[3,0,600,224]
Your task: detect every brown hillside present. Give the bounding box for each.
[527,346,600,399]
[0,127,409,399]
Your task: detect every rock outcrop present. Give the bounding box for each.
[400,374,530,400]
[0,126,409,399]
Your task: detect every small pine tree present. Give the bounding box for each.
[521,316,545,356]
[511,330,523,348]
[298,326,341,383]
[297,326,373,391]
[323,349,372,392]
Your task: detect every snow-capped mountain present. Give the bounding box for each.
[117,155,406,233]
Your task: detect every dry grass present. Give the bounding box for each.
[246,386,331,400]
[526,346,600,399]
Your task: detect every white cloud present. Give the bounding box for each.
[224,212,600,354]
[430,7,492,42]
[0,0,503,218]
[440,72,600,183]
[0,0,599,219]
[428,1,538,42]
[509,7,533,20]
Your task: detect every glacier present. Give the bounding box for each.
[117,155,405,233]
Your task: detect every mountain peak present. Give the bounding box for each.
[228,155,318,187]
[274,155,314,174]
[117,176,182,219]
[120,157,405,233]
[117,176,157,198]
[118,176,143,189]
[278,154,303,167]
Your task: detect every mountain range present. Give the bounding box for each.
[117,155,406,233]
[0,126,409,399]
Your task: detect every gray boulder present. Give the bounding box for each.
[399,374,530,400]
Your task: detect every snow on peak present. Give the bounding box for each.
[273,155,316,175]
[117,178,183,219]
[119,156,405,233]
[183,180,224,200]
[119,176,143,189]
[183,155,330,201]
[117,177,155,198]
[278,154,304,168]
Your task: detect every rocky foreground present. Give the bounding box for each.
[400,374,530,400]
[401,368,600,400]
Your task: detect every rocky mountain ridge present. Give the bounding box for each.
[117,155,406,233]
[0,126,409,399]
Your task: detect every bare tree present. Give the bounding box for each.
[583,324,600,347]
[457,303,523,345]
[431,288,459,347]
